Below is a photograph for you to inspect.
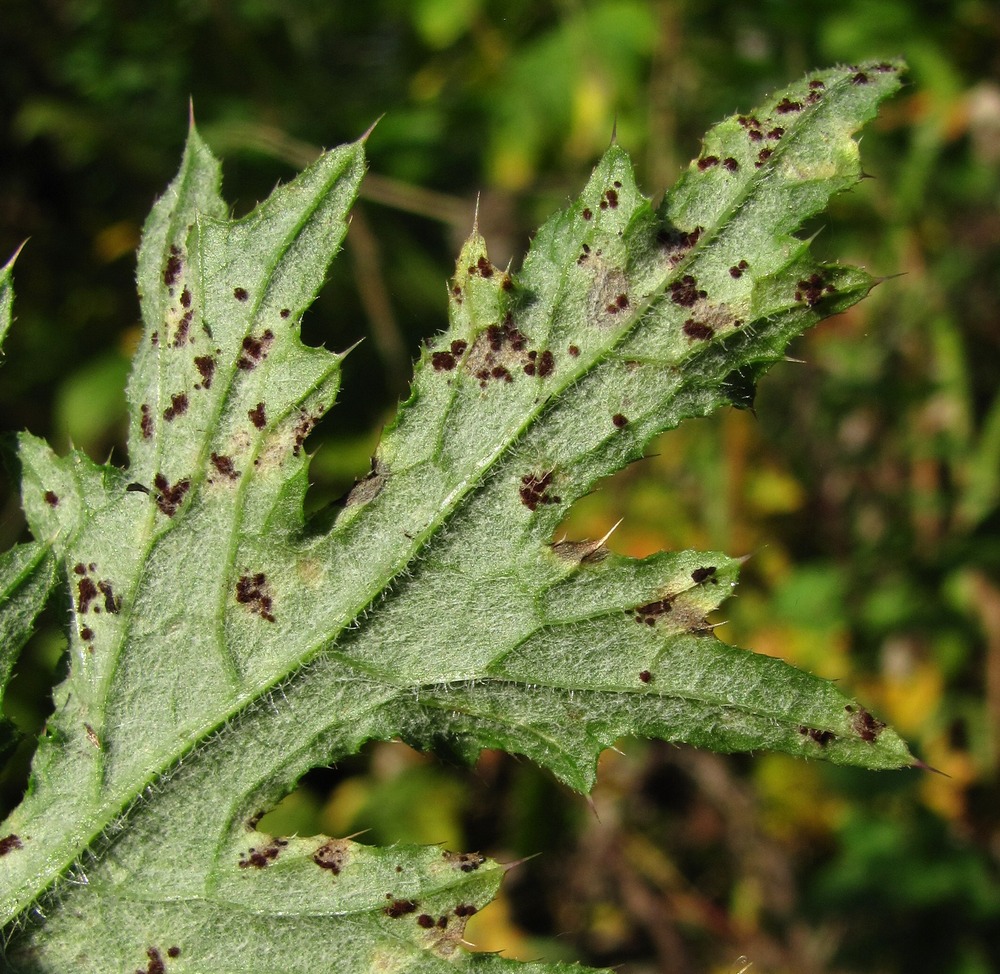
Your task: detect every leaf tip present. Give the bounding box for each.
[359,114,384,144]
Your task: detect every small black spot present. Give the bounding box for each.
[851,71,869,85]
[697,156,719,171]
[417,914,435,928]
[80,627,94,641]
[722,157,739,171]
[568,345,580,357]
[691,566,717,584]
[454,903,478,917]
[0,834,23,856]
[44,490,59,507]
[613,180,622,188]
[73,563,86,575]
[167,947,180,959]
[809,79,825,90]
[639,670,653,683]
[729,260,749,278]
[234,287,249,301]
[385,899,418,918]
[582,208,593,220]
[612,413,628,428]
[162,392,189,422]
[280,308,291,318]
[163,247,182,287]
[248,402,267,430]
[775,97,803,113]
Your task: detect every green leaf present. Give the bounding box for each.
[0,251,60,758]
[0,63,910,971]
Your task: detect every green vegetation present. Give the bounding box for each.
[1,4,998,972]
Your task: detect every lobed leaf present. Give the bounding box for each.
[0,63,909,971]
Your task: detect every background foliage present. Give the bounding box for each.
[1,2,998,972]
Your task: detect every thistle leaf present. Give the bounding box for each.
[0,63,909,972]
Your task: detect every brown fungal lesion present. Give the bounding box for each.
[153,474,191,517]
[519,471,561,511]
[238,836,288,868]
[634,597,673,626]
[313,838,350,876]
[235,572,276,623]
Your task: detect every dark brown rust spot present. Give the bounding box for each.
[851,707,885,743]
[77,576,99,614]
[639,670,653,683]
[691,566,717,584]
[162,392,189,421]
[140,404,154,440]
[519,471,560,511]
[432,351,456,371]
[0,834,23,856]
[612,413,628,428]
[775,97,803,113]
[697,156,719,171]
[798,726,836,746]
[313,838,350,876]
[634,597,673,625]
[683,319,714,340]
[236,572,276,623]
[233,287,249,301]
[248,402,267,430]
[669,275,706,307]
[153,474,191,517]
[238,837,288,868]
[163,247,182,287]
[44,490,58,506]
[444,850,485,872]
[210,453,239,480]
[385,898,418,918]
[194,355,216,390]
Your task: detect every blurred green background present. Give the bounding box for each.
[2,1,1000,972]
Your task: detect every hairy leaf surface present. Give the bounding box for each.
[0,63,910,972]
